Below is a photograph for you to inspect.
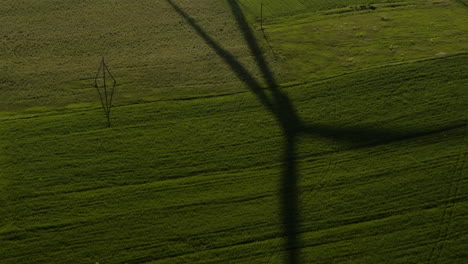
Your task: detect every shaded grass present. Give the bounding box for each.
[1,1,467,263]
[456,0,468,7]
[1,54,467,263]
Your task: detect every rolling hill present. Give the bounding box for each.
[1,0,467,263]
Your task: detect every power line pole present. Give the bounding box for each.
[260,2,264,30]
[94,57,117,128]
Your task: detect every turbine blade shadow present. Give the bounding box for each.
[164,1,446,263]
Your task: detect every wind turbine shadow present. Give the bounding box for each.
[166,1,302,262]
[164,1,456,263]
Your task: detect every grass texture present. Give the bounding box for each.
[1,0,467,263]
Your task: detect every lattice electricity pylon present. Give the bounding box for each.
[94,57,116,128]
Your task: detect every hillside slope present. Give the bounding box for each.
[1,54,467,263]
[1,0,467,263]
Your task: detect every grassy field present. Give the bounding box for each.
[260,0,468,81]
[238,0,418,16]
[0,0,280,112]
[2,0,468,115]
[0,55,468,263]
[1,0,467,263]
[1,53,467,263]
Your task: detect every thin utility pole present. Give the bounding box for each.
[94,57,117,128]
[260,2,264,30]
[102,57,110,127]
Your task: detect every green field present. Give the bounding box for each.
[1,0,467,263]
[0,0,279,113]
[238,0,416,16]
[265,0,468,80]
